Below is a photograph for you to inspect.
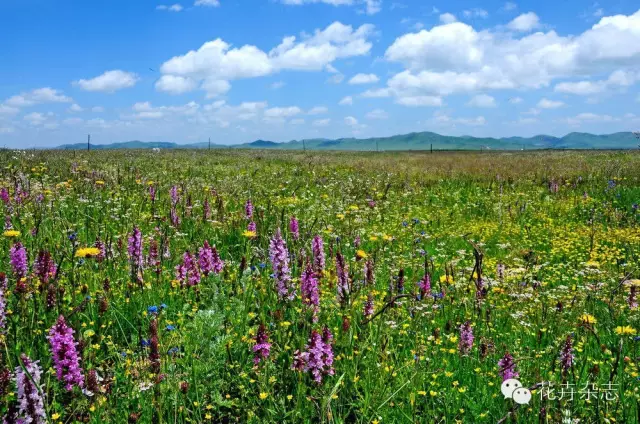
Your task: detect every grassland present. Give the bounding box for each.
[0,149,639,423]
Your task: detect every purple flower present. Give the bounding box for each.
[10,242,27,279]
[560,335,574,376]
[301,264,320,321]
[497,352,519,381]
[252,324,271,365]
[203,198,211,220]
[497,263,505,280]
[458,321,474,355]
[363,293,374,318]
[248,221,257,233]
[34,250,56,285]
[15,354,46,424]
[289,216,299,241]
[292,328,335,384]
[128,227,144,270]
[149,185,156,202]
[170,185,180,205]
[364,259,374,286]
[336,252,349,306]
[94,238,106,263]
[0,284,6,331]
[170,206,181,228]
[0,188,9,205]
[245,199,253,219]
[312,235,325,274]
[48,315,84,391]
[269,229,295,301]
[176,251,200,287]
[198,241,223,276]
[418,273,431,299]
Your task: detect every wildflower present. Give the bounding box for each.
[364,259,374,286]
[94,238,106,262]
[312,235,325,274]
[289,216,299,240]
[149,185,156,202]
[3,230,20,237]
[252,324,271,365]
[198,241,224,276]
[579,314,597,325]
[75,247,101,258]
[176,251,200,287]
[497,352,518,381]
[0,283,6,331]
[356,250,367,260]
[10,242,28,279]
[336,252,349,306]
[0,188,9,205]
[364,293,374,318]
[615,326,637,336]
[149,319,161,374]
[458,321,474,355]
[48,315,84,390]
[170,185,180,205]
[128,226,144,270]
[34,249,56,285]
[15,354,46,424]
[560,335,574,376]
[301,264,320,321]
[497,263,505,280]
[269,229,295,301]
[259,392,268,400]
[418,273,431,299]
[292,327,335,384]
[245,199,253,219]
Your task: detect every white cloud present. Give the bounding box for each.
[91,106,105,113]
[363,0,382,15]
[157,4,184,12]
[503,2,517,11]
[68,103,84,113]
[463,8,488,19]
[348,73,379,84]
[308,106,328,115]
[155,75,198,94]
[23,112,48,125]
[194,0,219,6]
[126,101,200,120]
[327,74,345,84]
[4,87,71,108]
[264,106,302,118]
[361,88,391,98]
[339,96,353,105]
[0,105,19,116]
[554,70,640,95]
[290,118,305,125]
[509,96,523,104]
[395,95,442,106]
[313,118,331,126]
[537,98,564,109]
[200,78,231,98]
[563,112,620,125]
[365,108,388,119]
[279,0,381,14]
[381,10,640,103]
[75,70,138,92]
[344,116,359,126]
[466,94,496,108]
[439,13,457,24]
[158,21,374,96]
[431,111,486,126]
[507,12,540,32]
[271,81,286,89]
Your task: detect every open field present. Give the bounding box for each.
[0,149,639,423]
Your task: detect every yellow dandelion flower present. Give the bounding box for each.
[579,314,597,325]
[259,392,268,400]
[242,230,257,238]
[75,247,101,258]
[3,230,20,238]
[356,250,368,259]
[615,326,637,336]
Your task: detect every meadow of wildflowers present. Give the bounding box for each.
[0,148,639,423]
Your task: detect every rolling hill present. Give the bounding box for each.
[55,131,639,151]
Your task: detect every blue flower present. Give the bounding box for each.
[160,303,168,310]
[259,263,266,269]
[167,347,180,355]
[165,325,176,331]
[147,305,158,314]
[140,339,150,347]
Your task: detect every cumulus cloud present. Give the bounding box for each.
[430,111,486,126]
[75,70,139,92]
[348,73,379,84]
[125,101,200,120]
[365,108,388,119]
[3,87,72,108]
[537,98,564,109]
[157,4,184,12]
[339,96,353,105]
[312,118,331,126]
[381,10,640,105]
[344,116,359,126]
[279,0,382,15]
[554,70,640,95]
[158,21,374,96]
[507,12,539,31]
[68,104,84,113]
[308,106,328,114]
[155,75,198,94]
[194,0,219,6]
[439,13,457,24]
[463,8,488,19]
[466,94,497,108]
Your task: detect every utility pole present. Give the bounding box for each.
[430,143,433,154]
[87,134,90,152]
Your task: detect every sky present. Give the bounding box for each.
[0,0,639,148]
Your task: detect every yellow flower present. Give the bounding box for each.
[259,392,268,400]
[51,413,61,420]
[356,250,368,259]
[75,247,101,258]
[615,326,637,336]
[579,314,597,325]
[439,275,454,284]
[242,230,257,238]
[95,180,105,185]
[3,230,20,237]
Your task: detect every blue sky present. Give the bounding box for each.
[0,0,639,147]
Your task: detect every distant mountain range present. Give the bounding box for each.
[55,131,640,151]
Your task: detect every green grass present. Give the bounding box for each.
[0,149,639,423]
